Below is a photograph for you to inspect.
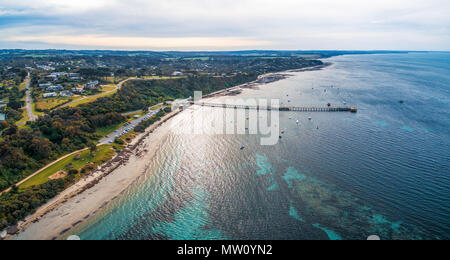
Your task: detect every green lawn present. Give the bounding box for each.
[35,97,71,111]
[95,122,124,138]
[18,81,27,92]
[32,103,45,116]
[19,145,115,190]
[183,57,210,61]
[68,90,117,107]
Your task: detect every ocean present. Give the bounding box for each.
[72,53,450,240]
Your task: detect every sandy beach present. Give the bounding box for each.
[11,111,180,240]
[10,63,329,240]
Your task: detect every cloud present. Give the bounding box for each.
[0,0,449,50]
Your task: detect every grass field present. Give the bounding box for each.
[32,103,45,116]
[183,57,210,61]
[19,145,115,190]
[150,104,163,111]
[68,87,118,107]
[95,122,124,138]
[104,77,125,84]
[101,85,116,92]
[141,76,186,80]
[18,80,26,92]
[35,97,72,111]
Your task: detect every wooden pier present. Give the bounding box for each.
[191,102,357,113]
[191,102,358,113]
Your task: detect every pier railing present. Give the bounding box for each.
[190,102,357,113]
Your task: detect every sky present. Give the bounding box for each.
[0,0,449,51]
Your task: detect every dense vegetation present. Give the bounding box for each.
[134,108,171,133]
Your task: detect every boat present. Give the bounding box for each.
[308,116,312,120]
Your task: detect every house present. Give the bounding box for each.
[39,83,52,88]
[43,92,58,98]
[37,65,55,71]
[60,90,74,97]
[0,113,5,121]
[46,74,58,81]
[50,72,67,77]
[68,73,82,80]
[46,85,63,91]
[86,80,99,89]
[72,86,84,94]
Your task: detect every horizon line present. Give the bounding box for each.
[1,49,449,53]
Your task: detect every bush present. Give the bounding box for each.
[68,169,78,175]
[114,138,124,145]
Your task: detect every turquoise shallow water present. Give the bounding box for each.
[72,53,450,240]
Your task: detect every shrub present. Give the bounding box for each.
[68,169,78,175]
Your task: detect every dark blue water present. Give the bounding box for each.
[73,53,450,240]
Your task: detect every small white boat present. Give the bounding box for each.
[308,116,312,121]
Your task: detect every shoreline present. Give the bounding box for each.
[8,62,331,240]
[202,63,331,98]
[8,110,181,240]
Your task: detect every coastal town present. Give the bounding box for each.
[0,49,335,238]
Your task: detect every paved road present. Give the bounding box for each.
[99,107,163,144]
[24,72,38,122]
[16,73,37,126]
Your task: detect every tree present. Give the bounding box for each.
[68,169,78,175]
[88,142,97,156]
[10,185,18,194]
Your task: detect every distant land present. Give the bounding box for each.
[0,49,430,59]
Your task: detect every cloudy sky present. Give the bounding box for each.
[0,0,449,51]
